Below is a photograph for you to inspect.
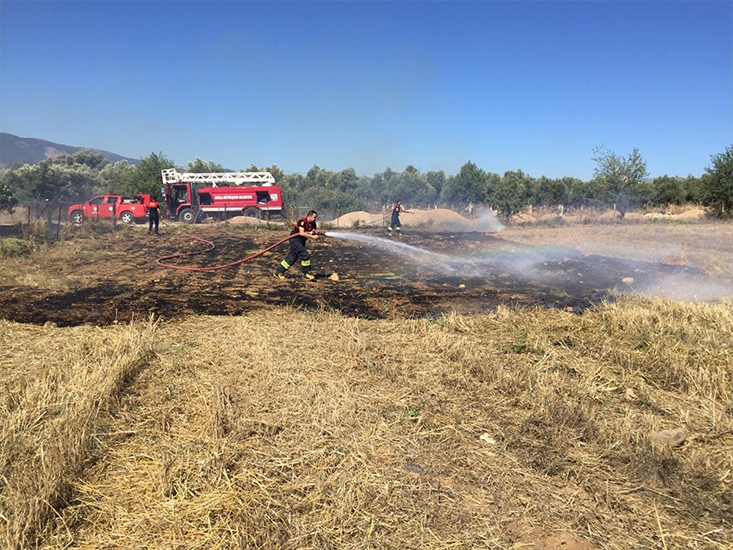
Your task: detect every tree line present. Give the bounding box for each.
[1,145,731,219]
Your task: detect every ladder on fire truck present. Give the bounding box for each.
[161,168,275,187]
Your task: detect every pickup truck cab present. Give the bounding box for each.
[68,194,152,224]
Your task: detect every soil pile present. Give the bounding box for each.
[330,208,503,232]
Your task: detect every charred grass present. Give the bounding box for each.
[1,298,732,549]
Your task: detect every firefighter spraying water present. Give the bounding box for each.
[387,200,414,236]
[273,210,324,280]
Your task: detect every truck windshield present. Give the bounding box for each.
[171,186,188,204]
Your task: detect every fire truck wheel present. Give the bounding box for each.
[70,210,84,224]
[120,211,135,224]
[244,207,260,218]
[179,208,194,224]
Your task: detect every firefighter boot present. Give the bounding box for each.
[274,260,290,279]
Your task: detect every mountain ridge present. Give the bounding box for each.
[0,132,140,169]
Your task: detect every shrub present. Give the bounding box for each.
[0,237,36,258]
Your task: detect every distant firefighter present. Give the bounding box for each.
[387,200,412,236]
[147,196,160,235]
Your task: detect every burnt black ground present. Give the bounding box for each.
[0,226,718,326]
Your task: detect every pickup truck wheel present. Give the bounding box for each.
[244,207,260,218]
[70,210,84,224]
[179,208,194,224]
[120,211,135,224]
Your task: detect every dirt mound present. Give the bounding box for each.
[330,211,383,227]
[509,213,536,225]
[599,210,622,220]
[673,208,706,220]
[331,209,504,232]
[408,208,470,225]
[228,215,287,226]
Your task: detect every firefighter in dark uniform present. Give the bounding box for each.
[274,210,320,280]
[147,196,160,235]
[388,200,410,236]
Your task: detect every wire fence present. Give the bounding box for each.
[0,202,73,240]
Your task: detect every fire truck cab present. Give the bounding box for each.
[162,169,283,223]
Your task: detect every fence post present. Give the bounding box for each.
[56,205,62,240]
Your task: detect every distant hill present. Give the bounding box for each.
[0,132,140,169]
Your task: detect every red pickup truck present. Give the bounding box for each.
[68,194,154,224]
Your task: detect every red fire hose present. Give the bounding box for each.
[156,231,324,272]
[156,232,298,272]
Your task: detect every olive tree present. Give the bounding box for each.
[186,158,225,173]
[700,146,733,216]
[591,146,649,216]
[127,152,176,197]
[99,161,137,194]
[440,161,487,208]
[0,183,18,213]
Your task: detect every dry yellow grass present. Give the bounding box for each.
[1,298,731,549]
[0,318,158,549]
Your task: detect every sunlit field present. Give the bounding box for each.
[1,220,732,550]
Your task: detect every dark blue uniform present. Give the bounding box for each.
[388,202,403,235]
[148,200,160,235]
[274,216,317,278]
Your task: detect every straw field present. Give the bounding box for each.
[2,298,732,549]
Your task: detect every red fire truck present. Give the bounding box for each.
[162,169,283,223]
[68,194,154,224]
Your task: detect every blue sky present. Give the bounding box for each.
[1,1,731,180]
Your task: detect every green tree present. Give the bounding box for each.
[531,176,569,207]
[0,184,18,213]
[186,158,225,173]
[128,152,176,196]
[263,164,285,183]
[699,146,733,216]
[567,177,605,209]
[99,161,137,194]
[47,164,101,201]
[494,170,533,218]
[306,165,331,189]
[650,175,686,207]
[70,149,108,170]
[682,175,704,204]
[425,170,446,200]
[591,146,649,216]
[440,161,487,207]
[388,166,437,207]
[45,149,108,170]
[27,163,55,200]
[331,168,359,192]
[0,167,32,202]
